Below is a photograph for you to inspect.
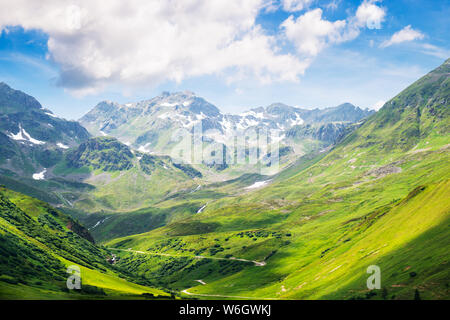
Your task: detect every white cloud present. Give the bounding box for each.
[380,25,448,58]
[0,0,390,96]
[381,25,424,48]
[280,1,385,58]
[261,0,280,13]
[0,0,308,95]
[355,0,386,29]
[281,9,346,57]
[419,43,450,59]
[325,0,341,11]
[380,25,425,48]
[282,0,314,12]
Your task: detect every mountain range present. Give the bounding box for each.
[0,59,448,300]
[80,92,373,173]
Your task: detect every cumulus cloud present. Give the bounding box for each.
[0,0,388,95]
[281,9,346,56]
[355,0,386,29]
[281,1,385,58]
[281,0,314,12]
[0,0,309,95]
[380,25,425,48]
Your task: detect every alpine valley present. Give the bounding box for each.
[0,59,449,300]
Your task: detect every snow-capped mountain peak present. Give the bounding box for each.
[79,93,374,158]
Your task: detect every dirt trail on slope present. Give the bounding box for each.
[108,248,276,299]
[108,248,266,266]
[181,289,278,300]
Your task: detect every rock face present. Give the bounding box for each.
[0,82,90,176]
[286,122,349,144]
[0,82,42,113]
[302,103,373,123]
[0,83,90,145]
[79,92,374,163]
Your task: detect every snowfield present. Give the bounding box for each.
[8,124,46,145]
[57,142,69,149]
[32,168,47,180]
[245,180,271,190]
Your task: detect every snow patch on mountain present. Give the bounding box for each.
[45,112,60,119]
[245,180,271,189]
[197,204,207,213]
[158,112,171,119]
[220,117,234,134]
[89,217,110,230]
[291,113,304,126]
[244,118,259,127]
[160,102,179,107]
[181,115,200,128]
[271,133,286,144]
[32,168,47,180]
[57,143,69,149]
[241,110,264,119]
[8,124,46,145]
[197,112,207,120]
[138,143,152,153]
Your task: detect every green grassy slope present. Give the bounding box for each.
[50,136,202,213]
[0,187,170,299]
[0,135,206,241]
[106,59,450,299]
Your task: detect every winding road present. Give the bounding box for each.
[108,247,272,299]
[107,247,266,266]
[180,288,277,300]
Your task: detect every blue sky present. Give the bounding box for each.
[0,0,448,120]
